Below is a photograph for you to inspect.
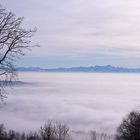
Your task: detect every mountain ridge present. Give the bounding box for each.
[16,65,140,73]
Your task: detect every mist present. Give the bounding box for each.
[0,72,140,134]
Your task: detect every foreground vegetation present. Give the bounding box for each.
[0,110,140,140]
[0,121,70,140]
[0,122,114,140]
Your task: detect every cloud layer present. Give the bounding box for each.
[0,72,140,134]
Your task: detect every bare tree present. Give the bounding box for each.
[26,132,41,140]
[115,110,140,140]
[0,124,7,139]
[40,121,70,140]
[90,131,97,140]
[90,131,114,140]
[0,5,37,99]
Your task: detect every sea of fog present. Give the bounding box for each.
[0,72,140,134]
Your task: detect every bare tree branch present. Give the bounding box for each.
[0,5,38,99]
[115,110,140,140]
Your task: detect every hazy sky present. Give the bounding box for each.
[2,0,140,68]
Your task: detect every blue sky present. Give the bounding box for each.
[2,0,140,68]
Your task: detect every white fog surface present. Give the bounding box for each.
[1,72,140,133]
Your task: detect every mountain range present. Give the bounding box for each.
[16,65,140,73]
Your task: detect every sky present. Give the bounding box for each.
[2,0,140,68]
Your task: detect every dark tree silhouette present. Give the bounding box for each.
[90,131,97,140]
[0,5,37,99]
[115,110,140,140]
[0,124,7,139]
[40,121,70,140]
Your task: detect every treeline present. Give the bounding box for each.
[0,121,114,140]
[90,131,114,140]
[1,110,140,140]
[0,121,70,140]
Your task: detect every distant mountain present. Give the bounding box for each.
[16,65,140,73]
[16,67,44,72]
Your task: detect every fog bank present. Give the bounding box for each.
[0,72,140,133]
